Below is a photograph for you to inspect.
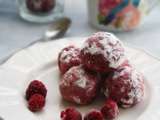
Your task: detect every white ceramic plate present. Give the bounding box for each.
[0,38,160,120]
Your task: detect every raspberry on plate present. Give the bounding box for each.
[59,65,100,105]
[103,65,145,108]
[101,99,119,120]
[61,107,82,120]
[84,109,104,120]
[80,32,126,73]
[58,45,81,74]
[28,94,45,112]
[26,80,47,100]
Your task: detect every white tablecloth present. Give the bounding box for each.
[0,0,160,63]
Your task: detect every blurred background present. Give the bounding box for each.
[0,0,160,63]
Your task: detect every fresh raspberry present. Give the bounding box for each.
[101,99,119,120]
[61,107,82,120]
[84,109,104,120]
[26,80,47,100]
[26,0,55,13]
[58,45,81,74]
[28,94,45,112]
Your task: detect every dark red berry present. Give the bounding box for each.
[28,94,45,112]
[26,80,47,100]
[26,0,55,13]
[101,99,119,120]
[61,107,82,120]
[84,109,104,120]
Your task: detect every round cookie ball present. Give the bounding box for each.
[80,32,126,73]
[103,65,145,108]
[59,65,100,105]
[58,45,81,74]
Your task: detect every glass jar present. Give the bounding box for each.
[87,0,159,32]
[17,0,64,23]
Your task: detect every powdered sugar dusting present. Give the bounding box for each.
[84,42,102,55]
[112,65,144,107]
[131,69,144,101]
[113,65,132,79]
[60,65,98,104]
[120,90,135,108]
[75,78,87,88]
[82,32,125,68]
[61,65,95,89]
[104,88,109,97]
[60,46,80,64]
[74,66,88,89]
[60,70,73,87]
[72,96,81,104]
[73,66,96,92]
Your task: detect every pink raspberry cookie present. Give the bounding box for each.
[103,65,144,108]
[58,45,81,74]
[59,65,100,105]
[80,32,127,73]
